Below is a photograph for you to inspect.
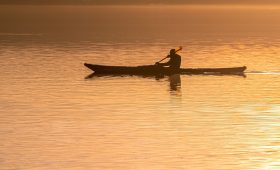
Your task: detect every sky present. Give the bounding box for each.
[0,0,280,5]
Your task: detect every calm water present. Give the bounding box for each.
[0,5,280,170]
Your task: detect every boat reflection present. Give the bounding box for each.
[85,72,245,95]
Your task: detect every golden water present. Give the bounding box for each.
[0,5,280,170]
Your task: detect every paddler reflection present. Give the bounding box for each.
[169,74,181,94]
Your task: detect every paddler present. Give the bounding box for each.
[155,49,181,69]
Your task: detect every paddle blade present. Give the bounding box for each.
[176,46,183,53]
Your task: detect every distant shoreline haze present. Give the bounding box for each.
[0,0,280,5]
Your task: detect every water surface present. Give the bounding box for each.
[0,5,280,170]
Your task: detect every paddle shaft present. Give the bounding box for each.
[157,47,182,63]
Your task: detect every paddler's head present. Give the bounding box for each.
[170,49,176,55]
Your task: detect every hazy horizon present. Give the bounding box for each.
[1,0,280,5]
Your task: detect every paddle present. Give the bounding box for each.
[157,46,183,63]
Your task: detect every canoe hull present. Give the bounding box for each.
[84,63,247,75]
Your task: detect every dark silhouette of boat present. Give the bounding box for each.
[84,63,247,76]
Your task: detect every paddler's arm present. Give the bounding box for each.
[155,62,170,67]
[155,56,171,66]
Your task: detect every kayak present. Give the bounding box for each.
[84,63,247,75]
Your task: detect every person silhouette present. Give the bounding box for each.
[155,49,181,69]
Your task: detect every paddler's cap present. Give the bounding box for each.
[170,49,176,54]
